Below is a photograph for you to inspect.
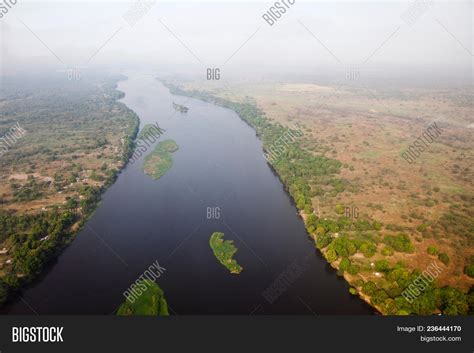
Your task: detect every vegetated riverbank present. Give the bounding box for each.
[159,79,473,315]
[0,75,140,308]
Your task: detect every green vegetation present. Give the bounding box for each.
[383,233,415,253]
[357,262,473,315]
[464,256,474,278]
[143,140,179,180]
[116,280,169,316]
[381,246,394,256]
[438,210,474,246]
[0,184,112,306]
[209,232,243,274]
[360,242,377,258]
[427,246,438,255]
[375,260,390,272]
[335,204,345,214]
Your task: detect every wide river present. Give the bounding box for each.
[6,74,372,314]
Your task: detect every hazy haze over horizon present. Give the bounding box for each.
[0,1,472,87]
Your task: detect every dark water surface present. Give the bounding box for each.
[6,74,373,314]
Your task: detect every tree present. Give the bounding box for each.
[362,281,377,296]
[340,257,350,271]
[384,233,414,253]
[347,264,360,275]
[324,247,338,263]
[464,264,474,278]
[360,242,376,258]
[316,233,332,249]
[439,287,468,315]
[316,225,326,236]
[371,289,388,305]
[375,259,390,272]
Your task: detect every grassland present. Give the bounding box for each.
[210,232,243,274]
[116,280,169,316]
[164,78,473,315]
[143,140,179,180]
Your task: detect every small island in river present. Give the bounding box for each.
[172,102,189,113]
[116,280,169,316]
[137,122,163,141]
[143,139,179,180]
[209,232,243,274]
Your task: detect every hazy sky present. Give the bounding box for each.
[0,1,472,84]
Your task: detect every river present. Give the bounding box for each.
[6,74,373,315]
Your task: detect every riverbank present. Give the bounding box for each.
[0,75,140,308]
[158,79,472,315]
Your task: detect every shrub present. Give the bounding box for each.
[427,246,438,256]
[416,223,428,232]
[438,253,450,266]
[381,246,394,256]
[425,199,435,207]
[335,204,345,215]
[464,265,474,278]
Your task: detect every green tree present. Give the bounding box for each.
[362,281,377,296]
[324,247,338,263]
[439,287,468,315]
[359,242,376,258]
[375,259,390,272]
